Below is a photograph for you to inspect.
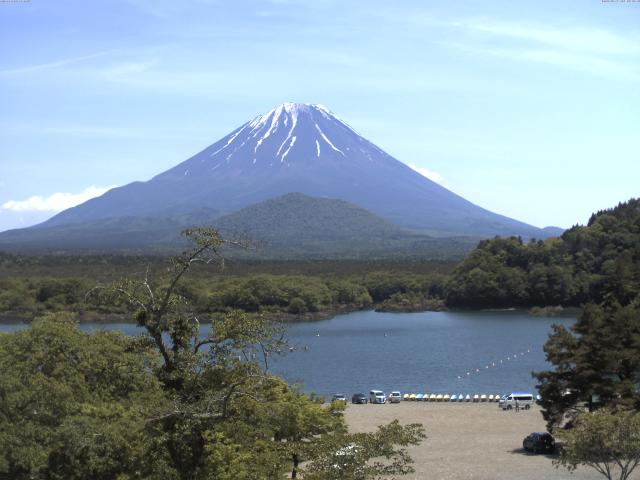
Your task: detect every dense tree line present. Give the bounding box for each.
[2,199,639,319]
[0,229,425,479]
[0,271,449,322]
[528,200,640,480]
[446,199,640,309]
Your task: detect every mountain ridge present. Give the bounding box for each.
[0,193,480,259]
[0,102,561,255]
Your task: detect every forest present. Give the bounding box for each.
[0,255,452,322]
[1,198,639,322]
[1,201,639,479]
[445,198,640,309]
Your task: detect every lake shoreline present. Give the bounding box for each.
[0,304,578,325]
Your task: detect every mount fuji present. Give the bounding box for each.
[0,103,560,254]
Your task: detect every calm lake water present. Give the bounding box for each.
[0,310,574,398]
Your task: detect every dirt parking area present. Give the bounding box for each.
[344,402,628,480]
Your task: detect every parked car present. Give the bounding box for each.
[331,393,347,404]
[523,432,555,454]
[389,391,402,403]
[369,390,387,404]
[351,393,368,404]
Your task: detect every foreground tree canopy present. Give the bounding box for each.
[0,228,425,479]
[555,409,640,480]
[534,301,640,430]
[526,203,640,479]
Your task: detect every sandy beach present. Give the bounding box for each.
[344,402,629,480]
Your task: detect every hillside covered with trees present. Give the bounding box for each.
[445,198,640,309]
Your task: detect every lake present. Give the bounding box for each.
[0,310,574,398]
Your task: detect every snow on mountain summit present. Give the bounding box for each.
[176,102,374,174]
[41,103,553,240]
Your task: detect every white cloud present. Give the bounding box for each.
[409,164,444,184]
[449,20,640,81]
[461,22,639,56]
[0,51,114,77]
[1,185,116,212]
[448,42,640,81]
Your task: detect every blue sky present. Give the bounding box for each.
[1,0,639,232]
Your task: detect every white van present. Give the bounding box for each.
[369,390,387,404]
[499,392,534,410]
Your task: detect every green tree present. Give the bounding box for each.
[91,228,425,479]
[534,302,640,430]
[303,420,426,480]
[0,313,166,480]
[555,409,640,480]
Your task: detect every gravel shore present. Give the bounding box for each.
[344,402,625,480]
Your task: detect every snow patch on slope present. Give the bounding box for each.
[314,123,345,157]
[210,124,248,157]
[281,136,297,162]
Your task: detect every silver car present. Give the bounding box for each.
[389,391,402,403]
[369,390,387,404]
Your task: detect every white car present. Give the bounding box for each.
[389,391,402,403]
[369,390,387,404]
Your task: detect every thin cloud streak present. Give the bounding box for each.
[459,21,640,56]
[448,42,640,81]
[446,20,640,81]
[0,51,115,77]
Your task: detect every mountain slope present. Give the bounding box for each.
[214,192,406,242]
[38,103,552,239]
[0,193,479,258]
[211,193,479,259]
